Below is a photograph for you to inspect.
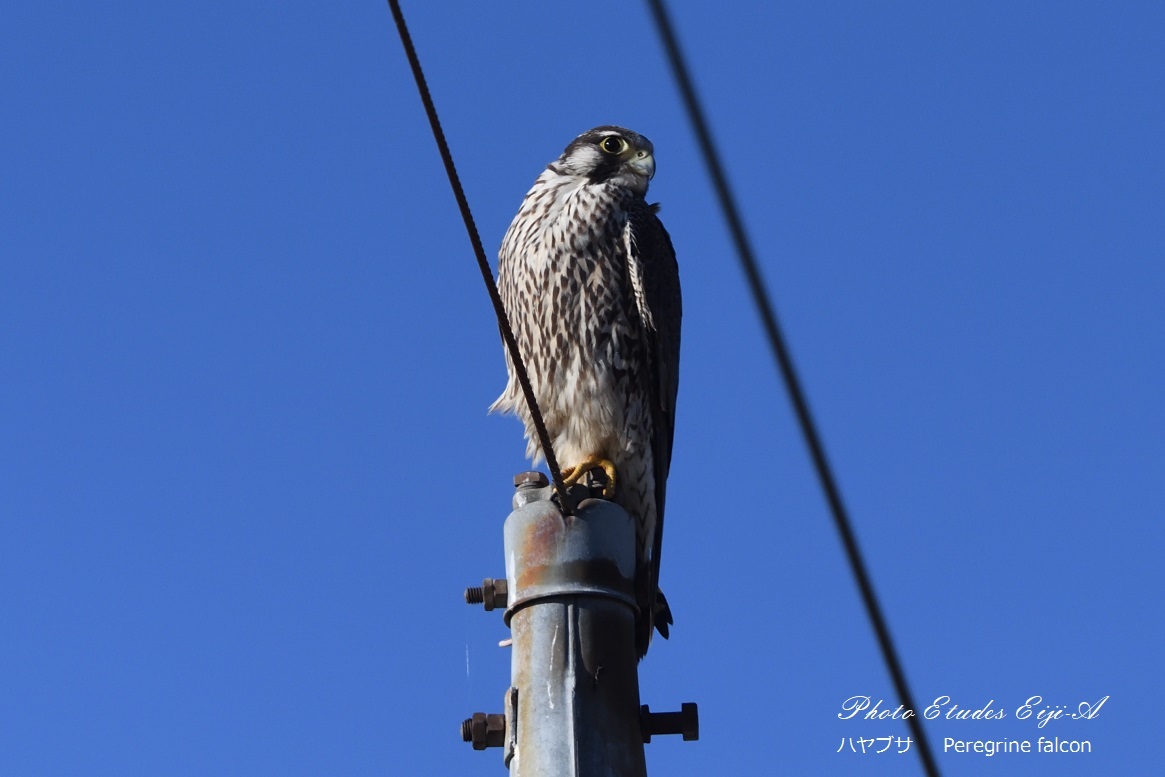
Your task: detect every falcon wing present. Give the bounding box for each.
[627,203,681,647]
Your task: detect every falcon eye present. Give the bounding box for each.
[599,136,629,155]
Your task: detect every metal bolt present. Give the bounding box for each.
[484,578,507,610]
[640,702,699,743]
[465,578,507,610]
[514,471,549,489]
[460,712,506,750]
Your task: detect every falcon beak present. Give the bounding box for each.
[628,150,656,179]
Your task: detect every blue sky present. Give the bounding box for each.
[2,2,1162,775]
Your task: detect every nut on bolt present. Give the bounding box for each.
[460,712,506,750]
[640,702,699,743]
[464,578,508,610]
[513,471,549,489]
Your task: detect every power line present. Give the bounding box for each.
[644,1,941,775]
[386,0,574,514]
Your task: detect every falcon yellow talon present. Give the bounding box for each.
[560,456,618,499]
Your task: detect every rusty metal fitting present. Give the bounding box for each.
[460,712,506,750]
[514,471,549,489]
[640,702,699,743]
[464,578,508,610]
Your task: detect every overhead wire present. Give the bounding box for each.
[386,0,574,514]
[644,1,941,775]
[388,0,939,771]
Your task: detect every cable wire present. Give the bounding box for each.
[644,1,940,774]
[386,0,574,513]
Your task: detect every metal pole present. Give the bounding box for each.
[463,472,698,774]
[503,476,647,776]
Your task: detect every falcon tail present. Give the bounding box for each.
[636,586,673,659]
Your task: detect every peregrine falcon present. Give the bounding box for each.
[490,126,681,657]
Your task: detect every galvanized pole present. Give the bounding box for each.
[504,474,646,776]
[464,473,697,775]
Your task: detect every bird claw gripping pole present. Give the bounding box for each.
[462,472,699,775]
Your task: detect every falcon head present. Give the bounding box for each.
[555,126,656,195]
